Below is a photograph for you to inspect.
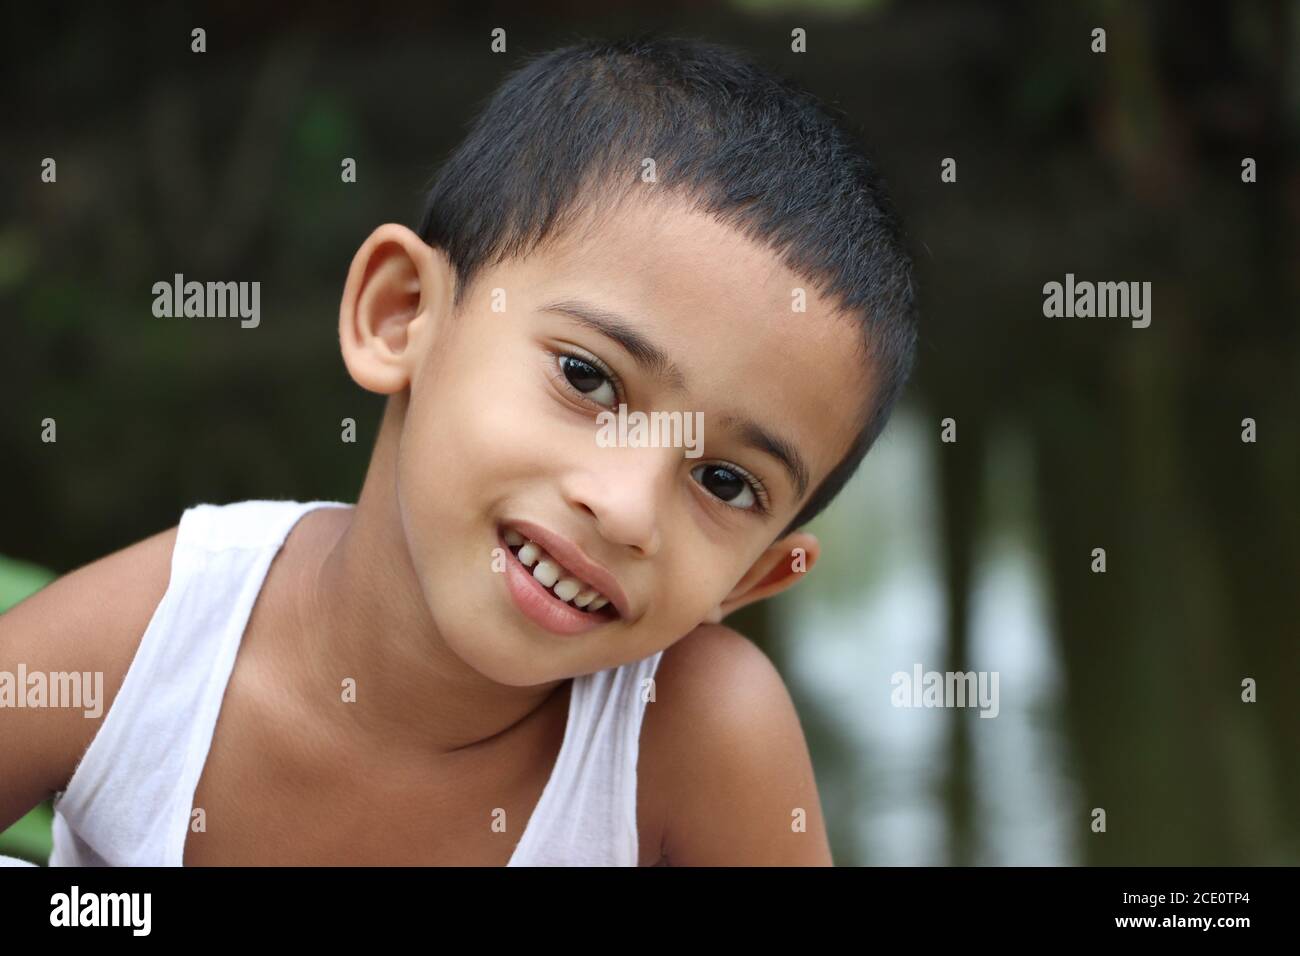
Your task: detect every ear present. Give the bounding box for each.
[701,531,821,624]
[338,223,454,395]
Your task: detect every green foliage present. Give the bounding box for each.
[0,555,55,612]
[0,803,53,865]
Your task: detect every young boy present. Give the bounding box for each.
[0,34,916,866]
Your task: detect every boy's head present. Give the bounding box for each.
[337,36,917,684]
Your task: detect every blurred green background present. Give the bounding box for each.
[2,0,1297,865]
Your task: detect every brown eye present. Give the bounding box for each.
[557,354,617,407]
[691,463,758,510]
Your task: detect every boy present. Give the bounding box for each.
[0,34,916,865]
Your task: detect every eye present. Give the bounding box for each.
[690,463,769,514]
[556,353,619,408]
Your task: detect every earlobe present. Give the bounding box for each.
[714,531,821,620]
[338,223,452,395]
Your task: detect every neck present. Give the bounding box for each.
[290,392,566,757]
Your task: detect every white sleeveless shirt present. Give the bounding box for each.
[46,499,663,867]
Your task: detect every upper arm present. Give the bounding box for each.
[647,624,834,866]
[0,525,178,832]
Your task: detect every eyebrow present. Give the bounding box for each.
[540,297,812,501]
[541,299,687,393]
[720,415,810,501]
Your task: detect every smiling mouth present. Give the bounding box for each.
[499,525,621,621]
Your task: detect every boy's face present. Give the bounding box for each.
[342,196,870,685]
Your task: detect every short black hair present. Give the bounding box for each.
[417,34,918,541]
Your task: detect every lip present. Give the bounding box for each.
[498,527,619,636]
[501,519,631,621]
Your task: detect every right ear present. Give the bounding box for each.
[338,223,455,395]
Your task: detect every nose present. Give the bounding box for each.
[560,444,678,558]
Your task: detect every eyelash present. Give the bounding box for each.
[697,459,773,517]
[553,348,626,406]
[546,348,773,516]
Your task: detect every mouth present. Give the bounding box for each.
[497,523,622,634]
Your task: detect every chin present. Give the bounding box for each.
[441,617,571,687]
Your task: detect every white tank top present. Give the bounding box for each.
[47,499,663,867]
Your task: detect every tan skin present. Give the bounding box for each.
[0,193,870,864]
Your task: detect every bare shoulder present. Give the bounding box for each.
[638,623,834,866]
[0,524,179,829]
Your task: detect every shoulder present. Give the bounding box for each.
[638,623,834,866]
[0,523,178,822]
[651,622,788,716]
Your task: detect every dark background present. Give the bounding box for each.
[1,0,1296,865]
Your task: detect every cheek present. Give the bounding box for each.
[393,338,559,553]
[653,545,738,623]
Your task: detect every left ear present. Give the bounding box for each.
[702,531,821,623]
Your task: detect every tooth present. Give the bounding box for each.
[573,589,598,608]
[517,543,541,567]
[504,528,525,546]
[532,559,561,588]
[587,596,609,611]
[553,578,581,602]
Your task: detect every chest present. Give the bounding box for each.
[179,646,668,866]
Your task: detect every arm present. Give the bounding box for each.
[0,526,177,833]
[651,624,834,866]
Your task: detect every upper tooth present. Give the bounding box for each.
[532,559,561,588]
[504,528,525,546]
[511,538,609,609]
[553,578,581,602]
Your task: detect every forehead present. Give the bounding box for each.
[501,193,872,502]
